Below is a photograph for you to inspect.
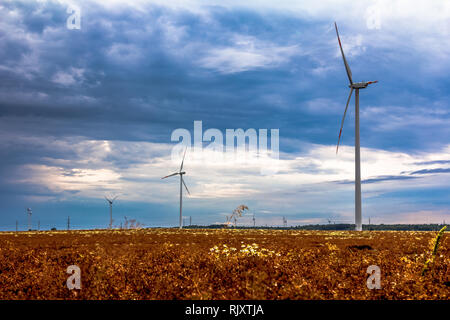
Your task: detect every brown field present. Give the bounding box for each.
[0,228,448,300]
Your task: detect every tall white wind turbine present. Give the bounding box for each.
[161,148,191,229]
[334,22,378,231]
[105,195,118,229]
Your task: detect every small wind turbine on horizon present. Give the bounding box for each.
[334,22,378,231]
[161,148,191,229]
[105,195,118,229]
[26,208,32,231]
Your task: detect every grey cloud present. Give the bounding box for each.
[410,168,450,175]
[335,175,418,185]
[412,160,450,166]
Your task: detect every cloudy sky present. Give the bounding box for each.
[0,0,449,230]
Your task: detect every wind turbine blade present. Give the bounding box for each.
[182,177,190,195]
[335,22,353,85]
[336,87,354,154]
[112,195,118,201]
[180,147,187,172]
[161,172,179,179]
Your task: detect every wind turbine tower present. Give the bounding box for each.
[334,22,378,231]
[105,196,118,229]
[161,148,190,229]
[26,208,32,231]
[252,214,256,227]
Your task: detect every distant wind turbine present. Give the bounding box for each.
[161,148,190,229]
[105,195,118,229]
[334,22,378,231]
[26,208,32,231]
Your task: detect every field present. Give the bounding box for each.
[0,228,448,300]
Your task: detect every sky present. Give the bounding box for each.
[0,0,449,230]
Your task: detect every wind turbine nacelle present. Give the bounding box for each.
[180,171,186,175]
[350,81,377,89]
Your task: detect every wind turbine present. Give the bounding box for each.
[334,22,378,231]
[26,208,32,231]
[105,195,118,229]
[161,148,190,229]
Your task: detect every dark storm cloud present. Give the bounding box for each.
[0,1,372,146]
[1,1,448,153]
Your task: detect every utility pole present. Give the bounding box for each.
[67,216,70,231]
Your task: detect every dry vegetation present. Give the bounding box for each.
[0,228,448,299]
